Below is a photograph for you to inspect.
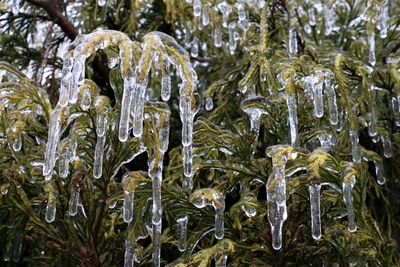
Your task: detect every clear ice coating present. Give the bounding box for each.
[324,76,339,125]
[193,0,202,17]
[45,183,57,223]
[376,0,388,39]
[177,215,188,252]
[98,0,106,6]
[124,239,136,267]
[68,187,80,216]
[265,145,297,250]
[373,160,386,185]
[342,163,357,232]
[205,97,214,111]
[215,253,228,267]
[324,5,335,35]
[288,28,297,56]
[303,74,324,118]
[190,188,225,239]
[218,1,232,28]
[228,22,237,55]
[152,222,162,267]
[43,105,63,177]
[240,96,268,135]
[381,134,392,158]
[201,3,210,26]
[12,0,20,15]
[368,30,376,66]
[236,0,246,21]
[309,182,322,240]
[214,26,223,48]
[122,173,137,224]
[349,130,361,163]
[191,37,199,58]
[391,96,400,126]
[286,94,298,147]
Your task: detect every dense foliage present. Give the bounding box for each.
[1,0,400,266]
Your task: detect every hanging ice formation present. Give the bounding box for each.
[342,162,357,232]
[302,70,339,124]
[240,95,269,136]
[190,188,225,240]
[265,145,297,250]
[42,30,197,267]
[177,215,188,252]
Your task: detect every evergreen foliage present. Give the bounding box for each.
[0,0,400,266]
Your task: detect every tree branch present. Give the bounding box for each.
[26,0,78,40]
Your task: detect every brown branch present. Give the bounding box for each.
[26,0,78,40]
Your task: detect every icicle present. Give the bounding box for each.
[205,97,214,111]
[342,165,357,232]
[240,96,268,136]
[182,144,193,178]
[193,0,202,17]
[191,37,199,58]
[161,76,171,102]
[58,139,70,178]
[98,0,106,6]
[241,194,257,217]
[132,41,152,138]
[43,105,63,177]
[391,96,400,126]
[308,7,316,26]
[265,145,297,250]
[214,26,223,48]
[286,94,298,147]
[180,96,193,146]
[288,28,297,56]
[11,0,21,15]
[215,253,228,267]
[349,130,361,163]
[68,187,80,216]
[69,55,86,104]
[93,135,106,179]
[373,160,385,185]
[119,74,135,142]
[324,77,339,125]
[236,0,246,21]
[151,168,163,225]
[324,6,335,35]
[217,1,232,28]
[12,136,22,151]
[376,0,388,39]
[191,189,225,239]
[381,134,392,158]
[368,87,378,137]
[124,239,136,267]
[45,183,57,223]
[80,89,91,111]
[309,182,322,240]
[152,222,162,267]
[368,30,376,66]
[122,173,135,223]
[312,76,324,118]
[177,215,188,252]
[228,22,237,55]
[201,4,210,26]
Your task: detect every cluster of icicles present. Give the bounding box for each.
[237,69,392,249]
[287,0,389,64]
[185,0,266,56]
[41,30,208,267]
